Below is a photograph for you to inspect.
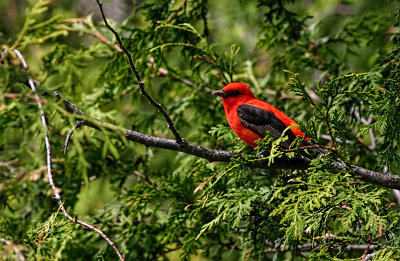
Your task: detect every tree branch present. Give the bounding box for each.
[13,49,124,261]
[0,237,25,261]
[323,114,347,163]
[68,115,400,189]
[72,115,310,169]
[0,159,19,174]
[17,69,400,190]
[63,120,85,153]
[166,0,188,24]
[331,160,400,189]
[66,17,122,51]
[11,45,400,191]
[95,0,183,144]
[264,243,377,253]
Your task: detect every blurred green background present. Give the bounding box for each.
[1,0,399,260]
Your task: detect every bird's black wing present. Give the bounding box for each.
[237,104,296,148]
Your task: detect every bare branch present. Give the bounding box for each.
[63,120,85,153]
[331,160,400,189]
[95,0,183,144]
[361,243,372,261]
[0,237,26,261]
[51,90,84,115]
[353,107,376,150]
[71,116,400,190]
[66,17,122,51]
[167,0,188,24]
[265,243,377,253]
[13,49,124,261]
[285,144,337,153]
[133,170,152,185]
[72,115,309,169]
[323,114,348,164]
[0,159,19,174]
[321,134,354,144]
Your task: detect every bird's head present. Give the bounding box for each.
[212,82,255,107]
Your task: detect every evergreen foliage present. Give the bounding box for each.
[1,0,400,260]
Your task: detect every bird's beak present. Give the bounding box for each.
[212,89,228,98]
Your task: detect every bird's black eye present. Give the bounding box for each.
[231,90,240,97]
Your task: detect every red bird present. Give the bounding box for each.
[213,82,315,151]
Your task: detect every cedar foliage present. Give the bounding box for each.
[1,0,400,260]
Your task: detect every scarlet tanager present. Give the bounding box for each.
[212,82,323,154]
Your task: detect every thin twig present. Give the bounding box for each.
[52,90,84,115]
[0,237,26,261]
[66,18,122,51]
[156,245,182,258]
[324,115,338,150]
[0,159,19,174]
[352,107,376,150]
[13,49,124,261]
[264,243,376,253]
[167,0,188,24]
[133,170,152,185]
[65,19,195,92]
[63,120,85,153]
[286,144,347,161]
[286,144,335,153]
[321,134,354,144]
[323,115,347,163]
[361,243,372,261]
[95,0,183,144]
